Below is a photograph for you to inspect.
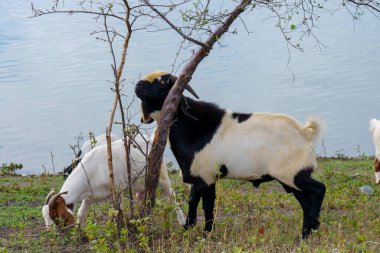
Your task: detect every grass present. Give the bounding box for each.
[0,158,379,252]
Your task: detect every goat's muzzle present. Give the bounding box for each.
[141,117,154,124]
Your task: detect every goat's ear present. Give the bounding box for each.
[45,189,56,205]
[158,74,177,87]
[48,191,68,210]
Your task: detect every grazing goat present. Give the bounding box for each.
[369,118,380,185]
[43,135,186,229]
[134,71,326,239]
[63,133,120,179]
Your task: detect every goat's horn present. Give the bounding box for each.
[48,191,68,209]
[45,189,56,205]
[185,84,199,99]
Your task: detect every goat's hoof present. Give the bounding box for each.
[204,224,213,232]
[302,232,310,239]
[310,220,320,230]
[183,222,195,231]
[301,227,312,239]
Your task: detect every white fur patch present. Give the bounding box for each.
[190,112,318,188]
[42,205,54,228]
[149,111,161,122]
[375,171,380,185]
[369,119,380,162]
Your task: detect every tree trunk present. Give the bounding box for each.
[144,0,252,210]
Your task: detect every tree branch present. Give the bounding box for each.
[30,3,125,20]
[347,0,380,13]
[141,0,210,50]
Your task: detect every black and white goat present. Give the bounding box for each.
[43,134,186,229]
[134,71,326,239]
[63,133,120,179]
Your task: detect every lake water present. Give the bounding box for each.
[1,1,380,174]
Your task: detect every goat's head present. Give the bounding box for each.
[42,190,75,229]
[134,70,199,124]
[63,150,82,179]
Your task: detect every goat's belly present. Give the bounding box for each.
[190,149,267,184]
[223,167,264,180]
[222,158,267,180]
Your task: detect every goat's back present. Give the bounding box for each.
[61,137,150,203]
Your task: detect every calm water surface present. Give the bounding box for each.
[1,2,380,174]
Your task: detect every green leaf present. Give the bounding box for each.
[290,24,296,30]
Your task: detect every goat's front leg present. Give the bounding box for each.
[158,164,186,225]
[184,185,202,229]
[202,183,216,232]
[77,199,91,228]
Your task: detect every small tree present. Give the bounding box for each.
[32,0,144,234]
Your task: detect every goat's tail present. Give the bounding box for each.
[302,116,324,142]
[369,118,378,134]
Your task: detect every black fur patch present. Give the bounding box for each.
[292,167,326,239]
[202,183,216,232]
[218,165,228,178]
[250,174,274,188]
[232,112,251,123]
[279,182,294,193]
[168,98,226,184]
[293,167,314,189]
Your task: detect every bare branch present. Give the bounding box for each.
[30,3,124,20]
[142,0,210,50]
[347,0,380,13]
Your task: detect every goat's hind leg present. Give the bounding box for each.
[280,182,312,238]
[292,189,313,238]
[294,169,326,238]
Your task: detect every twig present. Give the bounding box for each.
[347,0,380,13]
[30,3,124,20]
[142,0,210,50]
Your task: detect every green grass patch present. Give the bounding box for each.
[0,158,379,252]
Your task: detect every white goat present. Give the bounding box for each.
[369,118,380,184]
[63,133,120,179]
[43,134,186,229]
